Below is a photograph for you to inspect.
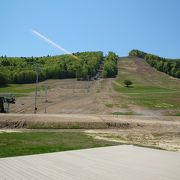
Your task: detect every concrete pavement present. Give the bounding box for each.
[0,145,180,180]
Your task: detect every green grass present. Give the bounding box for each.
[114,85,180,109]
[114,85,179,94]
[0,84,35,94]
[114,58,180,109]
[0,84,46,96]
[131,92,180,109]
[0,132,117,158]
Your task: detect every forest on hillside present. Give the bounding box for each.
[129,49,180,78]
[0,51,118,86]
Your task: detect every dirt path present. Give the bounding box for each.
[8,78,178,116]
[9,78,125,114]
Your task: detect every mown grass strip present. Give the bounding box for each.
[0,132,118,158]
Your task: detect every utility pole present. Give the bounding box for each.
[34,63,39,114]
[44,86,48,113]
[27,62,41,114]
[87,74,90,93]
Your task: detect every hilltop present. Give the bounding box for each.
[5,55,179,116]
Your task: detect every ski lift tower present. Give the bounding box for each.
[0,94,15,113]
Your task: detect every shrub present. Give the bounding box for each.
[124,80,133,87]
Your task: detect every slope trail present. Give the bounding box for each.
[9,57,180,115]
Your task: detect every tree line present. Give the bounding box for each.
[0,51,119,86]
[102,52,118,78]
[129,49,180,78]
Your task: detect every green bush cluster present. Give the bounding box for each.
[129,49,180,78]
[102,52,118,78]
[0,51,104,86]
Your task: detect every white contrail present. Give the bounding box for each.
[31,29,79,60]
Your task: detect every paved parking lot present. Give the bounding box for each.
[0,145,180,180]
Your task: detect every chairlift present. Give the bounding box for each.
[0,94,15,113]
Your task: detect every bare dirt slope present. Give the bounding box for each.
[9,57,180,115]
[10,78,119,114]
[119,56,180,88]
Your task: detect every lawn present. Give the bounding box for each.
[114,58,180,109]
[0,132,117,158]
[114,84,180,109]
[114,85,179,94]
[0,84,46,96]
[0,84,35,94]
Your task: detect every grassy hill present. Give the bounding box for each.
[1,51,180,116]
[114,57,180,114]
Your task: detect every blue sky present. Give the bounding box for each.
[0,0,180,58]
